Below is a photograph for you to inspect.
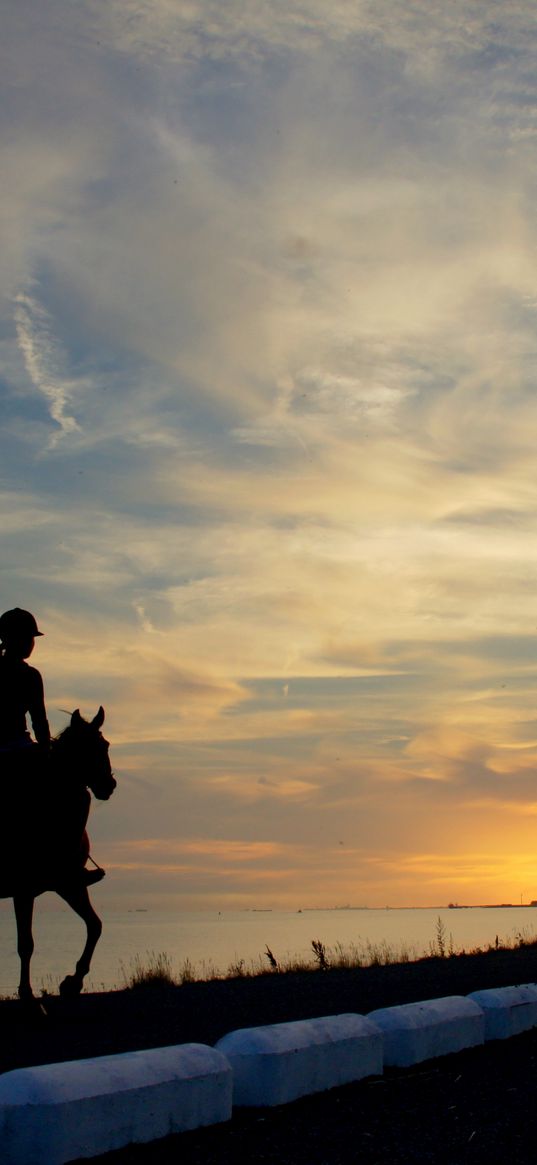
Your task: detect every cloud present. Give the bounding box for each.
[96,2,535,76]
[3,0,537,909]
[13,293,81,442]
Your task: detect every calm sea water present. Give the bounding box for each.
[0,902,535,997]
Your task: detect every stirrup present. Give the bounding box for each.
[84,855,105,885]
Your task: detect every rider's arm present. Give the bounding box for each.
[27,667,51,746]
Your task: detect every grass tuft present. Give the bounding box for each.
[428,915,455,959]
[120,950,177,990]
[311,939,330,970]
[265,945,279,971]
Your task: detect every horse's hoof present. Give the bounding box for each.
[59,974,83,998]
[19,995,48,1021]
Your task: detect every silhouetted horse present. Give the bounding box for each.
[0,707,116,1002]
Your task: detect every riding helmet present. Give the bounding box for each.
[0,608,43,640]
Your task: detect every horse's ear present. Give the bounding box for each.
[92,706,105,729]
[71,709,83,727]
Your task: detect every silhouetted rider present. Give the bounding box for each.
[0,607,104,887]
[0,607,50,755]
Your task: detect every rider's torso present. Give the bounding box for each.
[0,657,46,748]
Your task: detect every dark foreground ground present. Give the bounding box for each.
[3,943,537,1163]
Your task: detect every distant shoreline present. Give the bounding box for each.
[293,903,537,910]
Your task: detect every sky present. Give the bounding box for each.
[2,0,537,911]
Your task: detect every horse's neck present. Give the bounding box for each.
[50,745,92,832]
[52,741,89,792]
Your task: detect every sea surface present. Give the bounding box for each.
[0,902,536,998]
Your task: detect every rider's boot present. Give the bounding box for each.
[83,866,105,885]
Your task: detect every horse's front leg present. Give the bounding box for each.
[13,893,36,1003]
[56,884,102,997]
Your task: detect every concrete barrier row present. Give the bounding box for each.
[2,982,537,1164]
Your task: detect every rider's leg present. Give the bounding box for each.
[79,830,105,884]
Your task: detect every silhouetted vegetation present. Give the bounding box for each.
[116,923,537,991]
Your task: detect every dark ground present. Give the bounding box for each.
[3,944,537,1163]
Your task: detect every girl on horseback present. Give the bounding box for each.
[0,607,104,885]
[0,607,50,755]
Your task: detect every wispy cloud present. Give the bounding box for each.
[13,292,80,443]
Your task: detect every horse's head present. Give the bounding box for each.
[57,706,117,800]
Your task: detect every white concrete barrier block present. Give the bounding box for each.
[468,983,537,1041]
[216,1013,383,1107]
[0,1043,232,1165]
[368,996,484,1067]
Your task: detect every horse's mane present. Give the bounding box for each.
[54,712,94,744]
[53,723,75,746]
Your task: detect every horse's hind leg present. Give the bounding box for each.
[13,893,36,1003]
[56,885,102,997]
